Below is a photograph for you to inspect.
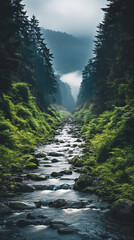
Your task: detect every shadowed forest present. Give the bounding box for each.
[0,0,134,240]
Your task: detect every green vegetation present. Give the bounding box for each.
[0,82,70,197]
[73,105,134,201]
[73,0,134,203]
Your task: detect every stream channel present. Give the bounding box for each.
[0,122,134,240]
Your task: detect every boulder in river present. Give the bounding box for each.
[52,159,59,163]
[8,201,35,210]
[11,163,23,173]
[61,184,72,190]
[24,162,38,170]
[27,213,36,219]
[49,199,67,208]
[17,220,29,227]
[51,172,63,177]
[29,157,40,166]
[34,200,42,208]
[110,199,134,220]
[71,156,84,167]
[34,153,46,158]
[50,223,67,230]
[48,152,64,157]
[27,173,48,181]
[0,203,12,215]
[62,170,72,175]
[58,228,74,234]
[19,183,35,192]
[74,174,93,191]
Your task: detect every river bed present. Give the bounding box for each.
[0,123,134,240]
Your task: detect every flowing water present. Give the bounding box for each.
[0,122,134,240]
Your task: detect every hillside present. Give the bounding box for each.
[42,29,93,74]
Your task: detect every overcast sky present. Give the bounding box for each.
[23,0,107,36]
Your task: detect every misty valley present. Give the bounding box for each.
[0,1,134,240]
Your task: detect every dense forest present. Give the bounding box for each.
[0,0,71,196]
[74,0,134,201]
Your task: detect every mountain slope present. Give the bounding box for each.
[42,29,93,74]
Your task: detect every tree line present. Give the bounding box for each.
[77,0,134,113]
[0,0,57,109]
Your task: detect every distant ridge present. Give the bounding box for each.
[42,28,93,74]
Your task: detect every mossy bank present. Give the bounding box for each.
[0,82,70,197]
[73,104,134,203]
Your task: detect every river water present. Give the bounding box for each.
[0,123,134,240]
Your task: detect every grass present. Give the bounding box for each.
[73,104,134,201]
[0,82,70,196]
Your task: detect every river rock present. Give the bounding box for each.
[24,162,38,170]
[49,199,67,208]
[34,153,46,158]
[110,199,134,220]
[27,213,36,219]
[51,172,63,177]
[52,159,59,163]
[58,228,74,234]
[29,158,40,166]
[48,152,64,157]
[50,223,67,230]
[19,183,35,192]
[74,174,93,191]
[34,200,42,208]
[17,220,29,227]
[50,220,67,226]
[68,201,86,208]
[33,185,48,190]
[76,139,82,142]
[8,201,35,210]
[62,170,72,175]
[43,164,52,167]
[27,173,48,181]
[50,220,67,229]
[61,184,72,190]
[0,203,12,215]
[11,163,23,173]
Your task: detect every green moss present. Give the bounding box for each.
[73,104,134,201]
[0,83,70,196]
[71,156,84,167]
[24,162,38,170]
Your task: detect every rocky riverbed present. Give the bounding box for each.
[0,122,134,240]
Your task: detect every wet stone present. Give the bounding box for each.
[58,228,74,234]
[51,172,63,177]
[34,200,42,208]
[17,220,29,227]
[48,152,64,157]
[34,153,46,158]
[43,164,52,167]
[27,213,36,219]
[19,183,35,193]
[0,203,12,216]
[51,159,59,163]
[8,201,35,210]
[27,173,49,181]
[49,199,67,208]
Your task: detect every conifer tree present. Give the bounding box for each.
[0,0,19,92]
